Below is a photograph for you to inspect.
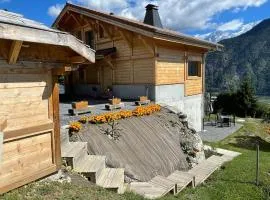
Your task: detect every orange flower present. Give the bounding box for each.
[69,121,82,132]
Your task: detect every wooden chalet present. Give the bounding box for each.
[0,10,95,194]
[53,3,222,131]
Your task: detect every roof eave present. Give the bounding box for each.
[0,22,95,63]
[54,3,222,51]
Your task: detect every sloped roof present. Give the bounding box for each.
[0,9,95,63]
[53,3,223,50]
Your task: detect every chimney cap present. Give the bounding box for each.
[145,4,159,10]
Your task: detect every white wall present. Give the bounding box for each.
[154,84,203,132]
[183,94,203,131]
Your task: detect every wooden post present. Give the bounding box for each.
[256,143,260,186]
[52,74,61,169]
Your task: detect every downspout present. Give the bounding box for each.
[202,53,207,131]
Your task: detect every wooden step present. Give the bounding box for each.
[206,155,233,166]
[149,175,176,195]
[74,155,106,173]
[189,156,220,186]
[61,142,87,158]
[130,182,169,199]
[61,142,88,168]
[167,171,194,193]
[215,148,241,157]
[96,168,124,189]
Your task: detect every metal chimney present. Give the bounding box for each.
[143,4,163,28]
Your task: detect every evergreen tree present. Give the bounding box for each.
[236,75,257,117]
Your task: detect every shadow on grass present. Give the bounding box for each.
[229,135,270,152]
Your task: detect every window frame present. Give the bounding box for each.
[187,60,202,79]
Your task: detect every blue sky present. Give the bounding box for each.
[1,0,270,37]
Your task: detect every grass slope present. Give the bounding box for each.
[1,119,270,200]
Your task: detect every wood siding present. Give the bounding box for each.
[155,47,185,85]
[0,69,51,131]
[0,131,54,193]
[64,17,205,96]
[70,22,155,87]
[0,66,58,194]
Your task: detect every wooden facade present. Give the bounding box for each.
[0,10,94,194]
[53,3,220,98]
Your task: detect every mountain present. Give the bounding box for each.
[196,21,260,43]
[205,18,270,95]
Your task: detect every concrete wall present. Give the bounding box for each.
[154,84,184,111]
[154,84,203,132]
[183,94,203,131]
[112,84,155,100]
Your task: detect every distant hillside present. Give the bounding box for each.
[206,18,270,95]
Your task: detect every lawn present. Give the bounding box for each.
[1,119,270,200]
[258,96,270,108]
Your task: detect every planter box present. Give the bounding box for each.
[72,101,88,110]
[139,96,148,102]
[109,98,121,105]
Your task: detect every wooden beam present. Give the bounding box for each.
[8,40,23,64]
[52,74,61,169]
[70,56,86,64]
[70,13,82,26]
[138,35,154,55]
[100,23,113,40]
[52,66,77,76]
[119,30,132,48]
[0,118,7,132]
[3,122,54,141]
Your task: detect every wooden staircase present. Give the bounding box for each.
[60,126,125,194]
[60,126,240,199]
[130,148,241,199]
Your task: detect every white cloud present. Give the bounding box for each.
[48,0,267,31]
[217,19,244,31]
[48,4,64,17]
[75,0,128,12]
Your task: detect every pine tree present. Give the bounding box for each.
[236,75,257,117]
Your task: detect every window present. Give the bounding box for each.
[85,30,95,49]
[188,61,201,77]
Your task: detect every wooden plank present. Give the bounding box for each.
[3,122,54,141]
[0,164,57,194]
[8,40,23,64]
[52,75,61,169]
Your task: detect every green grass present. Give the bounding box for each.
[257,96,270,108]
[1,119,270,200]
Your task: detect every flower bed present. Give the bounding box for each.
[69,121,82,132]
[69,104,161,132]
